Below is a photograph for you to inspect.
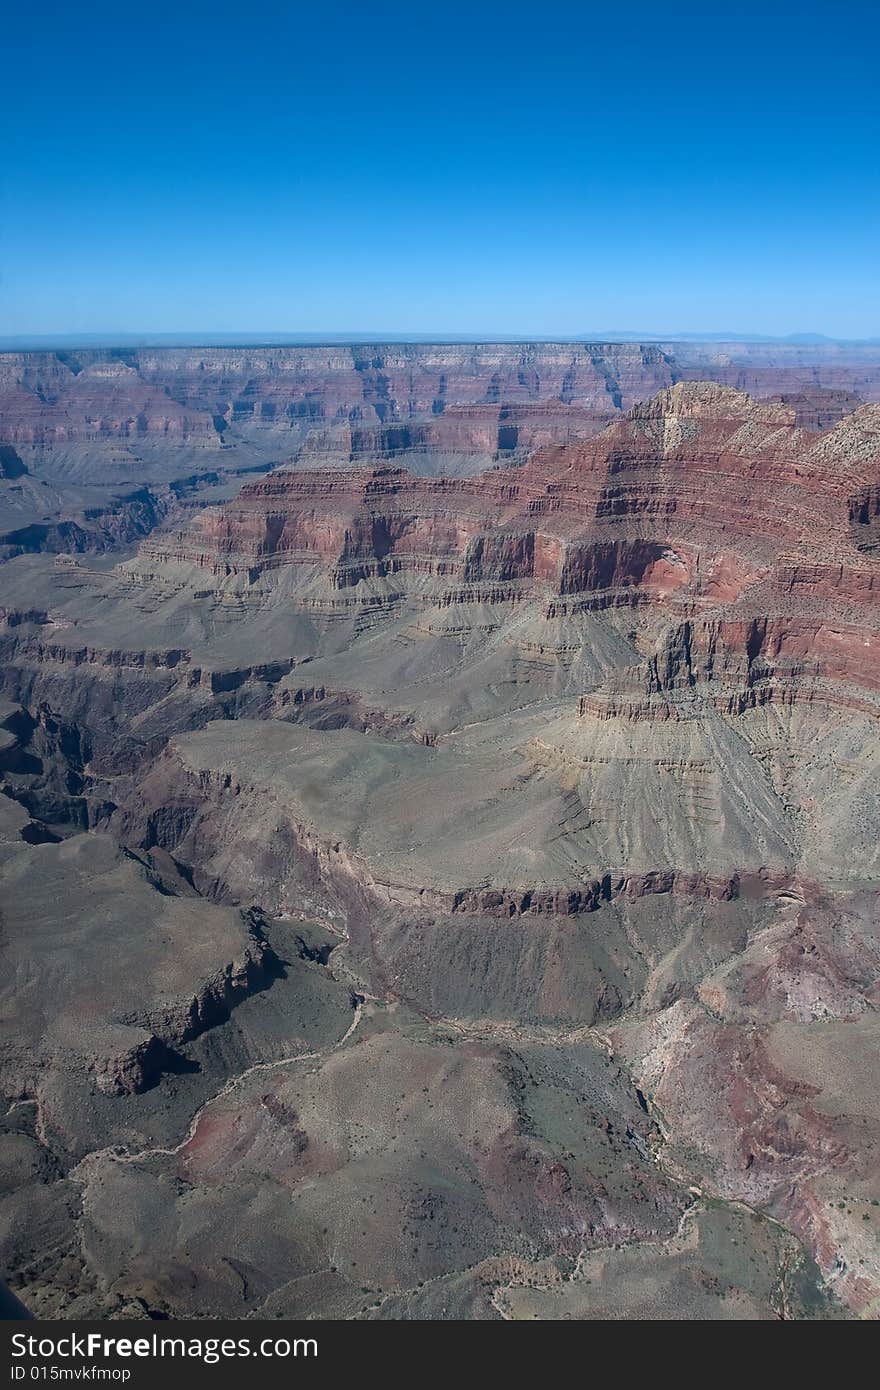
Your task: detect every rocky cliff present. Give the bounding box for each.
[4,339,880,560]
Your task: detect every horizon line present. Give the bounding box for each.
[2,330,880,352]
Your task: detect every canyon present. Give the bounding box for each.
[3,339,880,558]
[0,343,878,1320]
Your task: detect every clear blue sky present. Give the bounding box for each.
[4,0,879,339]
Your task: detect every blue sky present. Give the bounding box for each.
[3,0,879,338]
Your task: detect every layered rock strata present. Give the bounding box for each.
[0,377,877,1318]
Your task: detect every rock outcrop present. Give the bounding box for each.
[0,823,277,1114]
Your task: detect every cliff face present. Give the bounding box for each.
[0,343,669,471]
[4,339,880,561]
[137,384,879,617]
[0,354,212,451]
[3,339,880,463]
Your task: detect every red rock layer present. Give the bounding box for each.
[133,383,880,720]
[5,341,880,454]
[142,384,879,589]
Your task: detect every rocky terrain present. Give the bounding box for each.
[0,347,878,1320]
[3,340,879,558]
